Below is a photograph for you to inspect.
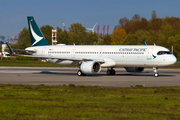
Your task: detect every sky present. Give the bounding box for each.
[1,0,180,41]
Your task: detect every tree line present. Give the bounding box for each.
[12,23,98,49]
[11,11,180,57]
[104,11,180,57]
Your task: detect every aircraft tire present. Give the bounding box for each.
[111,70,116,75]
[77,70,86,76]
[107,70,111,75]
[154,73,159,77]
[107,70,115,75]
[77,70,83,76]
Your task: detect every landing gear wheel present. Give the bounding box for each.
[77,70,86,76]
[154,73,159,77]
[77,70,82,76]
[107,70,111,75]
[107,69,116,75]
[153,67,159,77]
[111,70,116,75]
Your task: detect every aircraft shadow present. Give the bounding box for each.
[115,74,175,77]
[34,71,175,77]
[35,71,76,75]
[35,71,102,77]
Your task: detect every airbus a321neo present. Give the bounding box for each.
[7,16,177,77]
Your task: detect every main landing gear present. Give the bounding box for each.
[107,68,116,75]
[153,67,159,77]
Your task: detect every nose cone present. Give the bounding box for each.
[159,55,177,67]
[172,55,177,64]
[170,55,177,65]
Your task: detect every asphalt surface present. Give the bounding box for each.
[0,67,180,87]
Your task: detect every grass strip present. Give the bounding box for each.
[0,84,180,119]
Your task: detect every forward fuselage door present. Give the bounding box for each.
[99,49,102,57]
[71,49,76,58]
[41,47,47,56]
[147,48,153,60]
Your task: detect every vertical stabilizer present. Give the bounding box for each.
[27,16,50,46]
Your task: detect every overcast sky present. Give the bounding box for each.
[1,0,180,40]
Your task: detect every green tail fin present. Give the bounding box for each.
[27,16,50,46]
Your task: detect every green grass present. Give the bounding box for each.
[0,84,180,119]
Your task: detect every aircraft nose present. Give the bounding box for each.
[170,55,177,64]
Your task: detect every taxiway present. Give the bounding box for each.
[0,67,180,87]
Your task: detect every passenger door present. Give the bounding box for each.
[147,48,153,60]
[71,49,76,58]
[41,47,47,56]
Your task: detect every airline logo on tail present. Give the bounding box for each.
[27,16,50,46]
[29,21,43,46]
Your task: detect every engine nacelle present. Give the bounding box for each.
[124,67,144,72]
[80,61,101,74]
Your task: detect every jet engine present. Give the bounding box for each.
[80,61,101,74]
[124,67,144,72]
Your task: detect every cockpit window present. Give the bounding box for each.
[157,51,172,55]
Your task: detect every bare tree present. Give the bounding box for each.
[132,14,141,21]
[119,17,129,28]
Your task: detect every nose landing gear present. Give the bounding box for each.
[153,67,159,77]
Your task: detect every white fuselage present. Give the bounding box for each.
[26,45,177,68]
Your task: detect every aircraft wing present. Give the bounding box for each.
[6,42,105,64]
[22,55,105,63]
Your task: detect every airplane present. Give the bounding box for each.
[7,16,177,77]
[86,22,97,33]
